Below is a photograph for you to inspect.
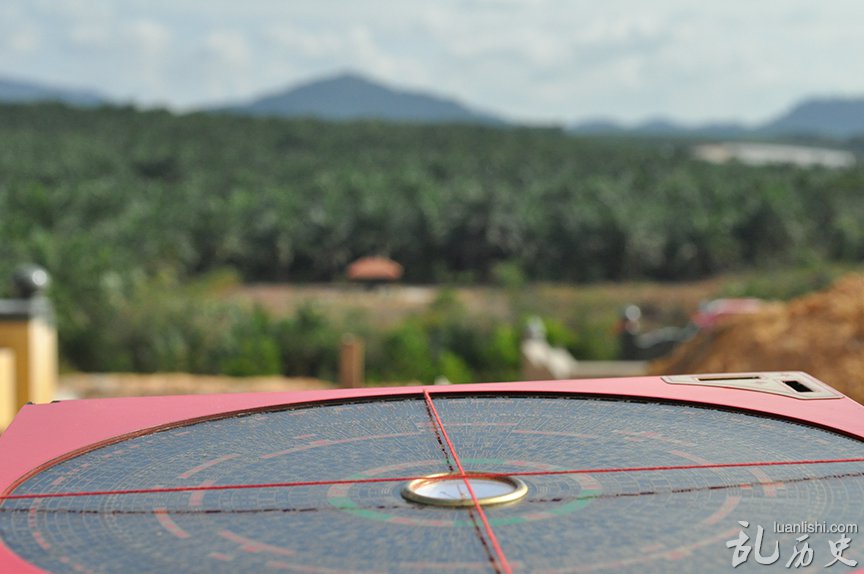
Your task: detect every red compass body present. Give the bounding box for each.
[1,373,863,573]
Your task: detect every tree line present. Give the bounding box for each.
[0,103,862,375]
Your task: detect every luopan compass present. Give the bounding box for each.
[401,473,528,507]
[1,372,863,573]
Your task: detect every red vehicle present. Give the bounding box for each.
[691,298,766,330]
[619,298,766,360]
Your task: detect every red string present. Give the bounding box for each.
[0,475,422,501]
[423,389,514,574]
[2,457,862,502]
[491,457,864,477]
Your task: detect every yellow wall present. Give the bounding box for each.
[0,318,57,412]
[0,348,15,429]
[29,319,58,405]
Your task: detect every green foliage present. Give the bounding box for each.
[438,352,473,384]
[273,305,340,379]
[376,320,436,383]
[4,103,863,291]
[58,271,242,373]
[718,264,842,301]
[366,292,525,384]
[491,260,526,291]
[565,315,619,361]
[218,308,282,376]
[2,103,864,375]
[480,325,522,379]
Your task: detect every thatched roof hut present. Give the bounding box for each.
[346,257,403,283]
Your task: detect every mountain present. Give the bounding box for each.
[568,118,625,135]
[762,98,864,138]
[572,98,864,139]
[222,72,503,125]
[0,77,104,107]
[4,71,862,138]
[571,117,749,138]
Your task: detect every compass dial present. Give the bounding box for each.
[1,395,864,573]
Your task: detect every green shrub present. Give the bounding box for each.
[273,305,340,380]
[438,352,473,384]
[377,320,436,383]
[218,308,282,376]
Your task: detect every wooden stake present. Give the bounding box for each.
[340,335,364,388]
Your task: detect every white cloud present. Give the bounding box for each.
[69,25,111,48]
[257,22,424,95]
[196,30,255,102]
[118,20,173,103]
[6,28,41,54]
[0,6,41,56]
[264,25,344,59]
[128,19,171,56]
[1,0,863,123]
[203,30,250,68]
[578,16,663,46]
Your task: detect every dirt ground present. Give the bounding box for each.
[227,283,511,327]
[650,274,864,404]
[58,373,334,400]
[227,279,727,329]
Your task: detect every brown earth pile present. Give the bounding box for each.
[650,274,864,403]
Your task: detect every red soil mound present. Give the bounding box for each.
[650,275,864,403]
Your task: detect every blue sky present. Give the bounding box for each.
[1,0,862,125]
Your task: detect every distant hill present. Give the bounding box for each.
[568,118,625,135]
[572,98,864,139]
[4,71,862,138]
[571,117,751,138]
[220,72,503,125]
[0,77,104,107]
[762,98,864,138]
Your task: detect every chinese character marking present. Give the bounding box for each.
[825,534,858,568]
[726,526,751,568]
[785,535,814,569]
[726,521,780,567]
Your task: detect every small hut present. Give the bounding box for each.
[346,257,403,289]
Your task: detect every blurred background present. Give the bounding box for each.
[0,0,862,408]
